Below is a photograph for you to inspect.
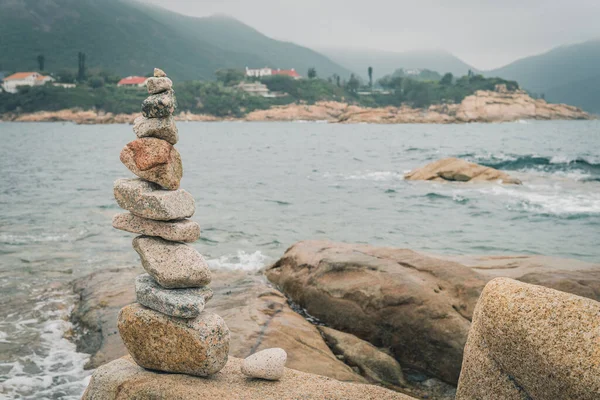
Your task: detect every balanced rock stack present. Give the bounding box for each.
[112,68,230,377]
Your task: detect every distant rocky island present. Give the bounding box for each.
[2,88,591,125]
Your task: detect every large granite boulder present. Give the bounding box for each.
[404,157,522,184]
[70,267,363,382]
[82,356,414,400]
[456,278,600,399]
[117,304,230,376]
[265,241,600,384]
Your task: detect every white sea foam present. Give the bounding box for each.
[342,171,404,181]
[208,250,270,272]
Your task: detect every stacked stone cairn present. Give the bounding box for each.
[112,68,230,377]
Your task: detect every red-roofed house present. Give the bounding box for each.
[272,68,301,79]
[117,76,148,87]
[2,72,55,93]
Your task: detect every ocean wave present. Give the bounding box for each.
[343,171,404,181]
[207,250,270,271]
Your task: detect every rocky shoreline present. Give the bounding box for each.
[2,90,592,125]
[70,242,600,399]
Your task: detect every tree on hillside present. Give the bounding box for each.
[440,73,453,85]
[307,67,317,79]
[368,66,373,88]
[215,69,245,86]
[77,52,87,82]
[37,55,45,71]
[346,73,360,93]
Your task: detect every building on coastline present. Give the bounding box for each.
[53,83,77,89]
[245,67,302,80]
[117,76,148,87]
[2,72,55,93]
[237,81,286,98]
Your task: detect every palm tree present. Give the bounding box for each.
[368,66,373,88]
[37,54,45,71]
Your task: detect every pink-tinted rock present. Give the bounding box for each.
[119,138,182,190]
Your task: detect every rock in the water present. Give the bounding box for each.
[404,157,522,184]
[117,304,229,376]
[112,213,200,242]
[318,326,406,388]
[120,138,183,190]
[146,77,173,95]
[114,178,195,221]
[154,68,167,78]
[456,278,600,400]
[142,90,176,118]
[241,348,287,380]
[135,274,212,318]
[133,115,178,145]
[133,236,211,288]
[82,356,413,400]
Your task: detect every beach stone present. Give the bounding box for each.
[117,304,229,376]
[133,115,178,145]
[142,90,176,118]
[146,77,173,95]
[241,348,287,381]
[456,278,600,400]
[154,68,167,78]
[114,178,194,221]
[135,274,212,318]
[405,157,522,184]
[132,236,211,289]
[119,138,182,190]
[112,213,200,242]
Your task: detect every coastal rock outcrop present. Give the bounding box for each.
[456,278,600,399]
[82,356,414,400]
[265,240,600,385]
[404,157,522,184]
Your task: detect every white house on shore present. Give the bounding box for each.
[2,72,55,93]
[245,67,273,78]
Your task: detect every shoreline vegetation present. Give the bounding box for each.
[1,70,592,124]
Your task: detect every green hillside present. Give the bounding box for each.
[486,40,600,113]
[0,0,350,81]
[319,48,476,80]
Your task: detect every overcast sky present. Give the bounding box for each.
[141,0,600,70]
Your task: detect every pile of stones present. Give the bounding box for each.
[113,68,230,377]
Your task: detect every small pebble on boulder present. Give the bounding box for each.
[118,304,230,376]
[154,68,167,78]
[135,274,212,318]
[112,213,200,242]
[146,77,173,95]
[241,348,287,380]
[114,178,195,221]
[142,90,176,118]
[120,138,183,190]
[133,115,178,145]
[133,236,211,288]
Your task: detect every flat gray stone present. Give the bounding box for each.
[133,236,211,289]
[113,213,200,242]
[133,115,178,145]
[146,77,173,94]
[135,274,213,318]
[114,178,195,221]
[142,90,176,118]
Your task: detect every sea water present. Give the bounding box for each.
[0,120,599,398]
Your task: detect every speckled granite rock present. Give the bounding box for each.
[456,278,600,400]
[146,77,173,94]
[82,356,414,400]
[112,213,200,242]
[120,138,182,190]
[117,304,229,376]
[133,115,178,145]
[142,90,176,118]
[114,178,194,221]
[154,68,167,78]
[132,236,211,288]
[241,348,287,381]
[135,274,212,318]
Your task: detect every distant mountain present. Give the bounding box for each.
[319,48,476,80]
[486,40,600,113]
[0,0,351,81]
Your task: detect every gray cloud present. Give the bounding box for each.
[140,0,600,69]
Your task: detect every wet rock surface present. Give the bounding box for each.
[404,157,522,184]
